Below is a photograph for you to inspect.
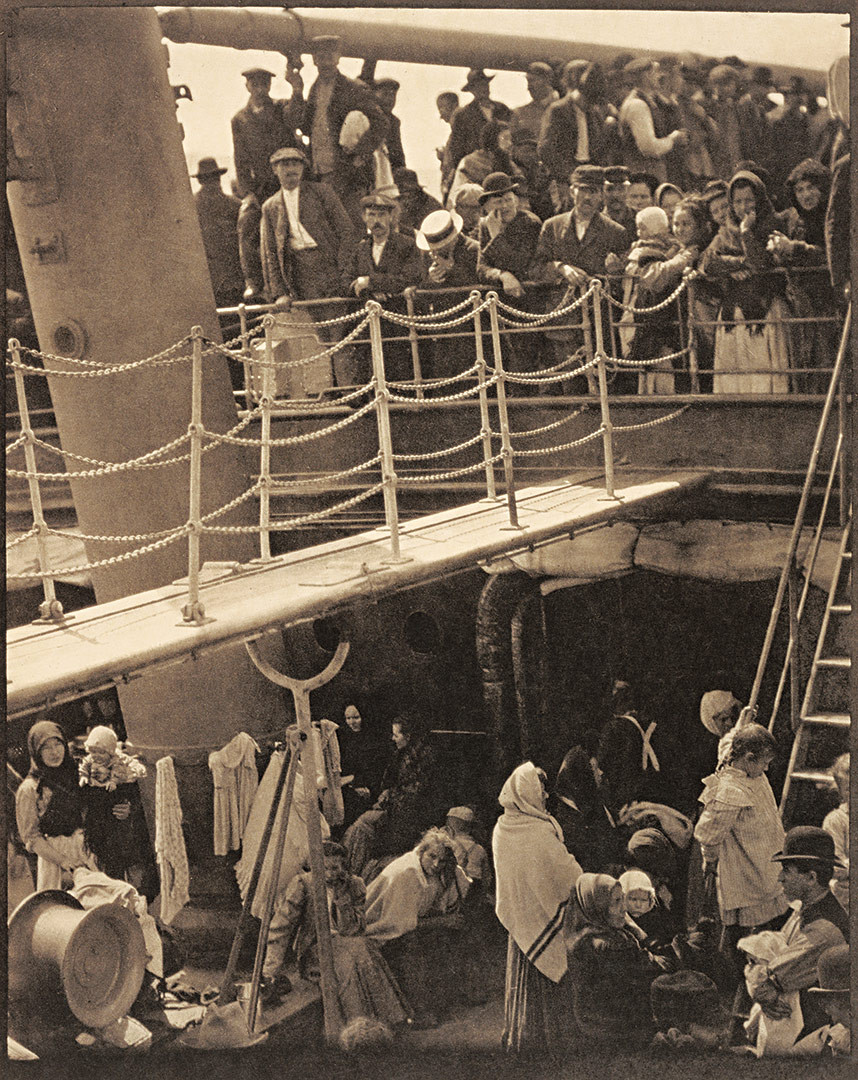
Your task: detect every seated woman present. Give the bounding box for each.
[343,706,441,878]
[260,841,410,1028]
[336,702,385,834]
[365,827,471,1027]
[565,872,675,1049]
[15,720,98,890]
[700,169,792,394]
[549,746,623,873]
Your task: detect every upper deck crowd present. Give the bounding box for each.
[193,37,850,395]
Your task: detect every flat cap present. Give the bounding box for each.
[242,67,274,81]
[309,34,341,51]
[270,146,307,165]
[446,806,475,823]
[569,164,605,187]
[603,165,631,185]
[360,192,397,209]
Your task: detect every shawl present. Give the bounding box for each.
[26,720,84,837]
[155,756,190,925]
[493,762,582,982]
[364,848,469,942]
[208,732,260,856]
[565,872,621,936]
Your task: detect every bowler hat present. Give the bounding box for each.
[462,69,494,92]
[193,157,228,179]
[807,944,850,996]
[309,35,341,52]
[569,164,605,188]
[603,165,631,185]
[416,209,463,251]
[360,192,397,210]
[242,67,274,81]
[478,171,519,203]
[771,825,845,867]
[270,146,307,165]
[650,970,721,1026]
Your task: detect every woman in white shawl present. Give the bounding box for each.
[492,761,583,1053]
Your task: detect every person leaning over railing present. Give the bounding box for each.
[766,158,840,394]
[699,169,793,394]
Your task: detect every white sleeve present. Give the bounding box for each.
[623,97,675,158]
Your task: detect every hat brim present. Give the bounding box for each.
[194,168,228,178]
[771,852,846,868]
[416,210,464,250]
[462,75,494,91]
[806,986,850,995]
[478,185,518,204]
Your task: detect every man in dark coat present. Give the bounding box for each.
[295,36,389,227]
[538,60,607,183]
[259,146,357,385]
[393,168,442,235]
[340,192,422,382]
[445,69,513,175]
[231,66,304,299]
[192,157,243,308]
[374,78,406,171]
[602,165,637,234]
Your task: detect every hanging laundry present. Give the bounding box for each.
[155,757,190,925]
[208,732,260,856]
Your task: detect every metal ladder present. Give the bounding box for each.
[778,513,851,823]
[745,304,851,826]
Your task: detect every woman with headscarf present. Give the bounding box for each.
[493,761,583,1054]
[565,872,674,1048]
[549,746,622,874]
[15,720,97,890]
[700,168,793,393]
[447,120,523,209]
[767,158,839,393]
[655,182,684,219]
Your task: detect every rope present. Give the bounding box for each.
[387,364,479,390]
[6,526,38,549]
[511,427,606,456]
[202,313,372,370]
[601,275,690,314]
[399,453,504,484]
[201,483,385,534]
[607,346,691,368]
[611,405,691,432]
[394,433,486,461]
[388,375,499,404]
[202,397,377,447]
[266,381,374,408]
[267,455,381,487]
[508,407,587,439]
[6,434,27,452]
[384,295,487,324]
[9,342,196,377]
[6,527,189,581]
[494,281,596,321]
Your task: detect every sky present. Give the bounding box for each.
[167,7,850,199]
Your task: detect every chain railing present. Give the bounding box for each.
[8,267,842,624]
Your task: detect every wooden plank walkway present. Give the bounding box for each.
[6,467,711,717]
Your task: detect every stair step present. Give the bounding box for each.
[830,603,852,615]
[817,656,851,669]
[802,712,851,728]
[790,769,837,786]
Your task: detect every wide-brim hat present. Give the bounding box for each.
[194,157,228,179]
[462,68,494,91]
[178,1001,269,1050]
[569,164,605,188]
[478,171,519,203]
[8,889,147,1029]
[416,209,463,251]
[771,825,845,867]
[270,146,307,166]
[807,944,850,995]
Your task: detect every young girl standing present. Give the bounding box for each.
[694,723,788,977]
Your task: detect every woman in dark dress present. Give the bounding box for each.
[549,746,623,874]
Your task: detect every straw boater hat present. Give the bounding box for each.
[8,890,147,1029]
[416,209,463,251]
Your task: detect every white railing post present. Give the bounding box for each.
[367,301,406,562]
[181,326,207,624]
[257,313,275,562]
[591,281,617,500]
[238,302,254,407]
[404,287,424,400]
[10,338,64,622]
[487,292,521,530]
[685,277,701,394]
[471,291,497,501]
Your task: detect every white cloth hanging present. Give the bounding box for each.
[208,732,260,856]
[621,714,660,772]
[155,756,190,925]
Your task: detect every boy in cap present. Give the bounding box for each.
[602,165,636,233]
[513,61,559,138]
[231,64,305,299]
[793,944,851,1056]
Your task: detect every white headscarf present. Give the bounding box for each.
[493,762,582,983]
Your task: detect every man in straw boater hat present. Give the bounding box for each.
[744,826,849,1049]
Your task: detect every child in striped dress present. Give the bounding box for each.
[694,723,789,978]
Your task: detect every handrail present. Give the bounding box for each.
[746,302,851,723]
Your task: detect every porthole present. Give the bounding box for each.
[404,610,441,654]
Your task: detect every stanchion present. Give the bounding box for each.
[471,291,497,501]
[578,286,599,395]
[238,302,254,407]
[181,326,208,623]
[404,287,424,400]
[487,292,522,530]
[256,313,275,562]
[368,300,408,562]
[591,282,617,501]
[10,338,65,622]
[685,277,701,394]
